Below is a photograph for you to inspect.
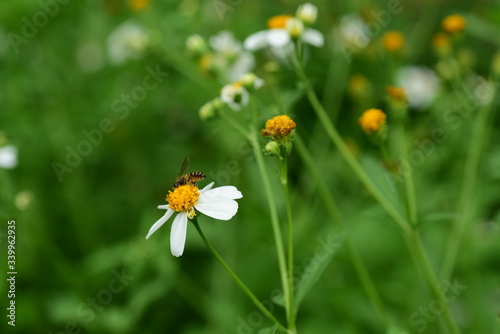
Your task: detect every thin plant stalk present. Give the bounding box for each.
[219,110,292,330]
[440,99,497,280]
[295,135,390,328]
[280,155,296,333]
[406,232,460,334]
[293,61,412,234]
[293,59,461,333]
[192,219,287,333]
[395,121,418,226]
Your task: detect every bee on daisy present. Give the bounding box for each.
[146,159,243,257]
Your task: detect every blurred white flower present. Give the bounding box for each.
[107,21,149,65]
[146,182,242,257]
[220,82,250,111]
[0,145,18,169]
[244,15,324,53]
[209,31,256,83]
[396,66,440,109]
[335,14,370,50]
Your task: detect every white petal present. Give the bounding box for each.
[202,186,243,199]
[302,29,324,47]
[146,209,174,239]
[157,204,170,210]
[244,31,269,51]
[195,196,239,221]
[170,212,188,257]
[267,29,291,48]
[200,182,215,193]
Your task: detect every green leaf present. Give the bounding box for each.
[270,291,285,308]
[294,232,345,313]
[258,323,278,334]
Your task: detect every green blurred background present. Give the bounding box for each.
[1,0,500,333]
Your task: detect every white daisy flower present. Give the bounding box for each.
[396,66,440,109]
[244,14,324,52]
[335,14,370,51]
[146,182,243,257]
[107,20,149,65]
[209,31,256,83]
[220,82,250,111]
[0,145,18,169]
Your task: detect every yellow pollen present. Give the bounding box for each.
[386,86,406,101]
[383,31,404,51]
[442,15,466,33]
[233,81,242,89]
[359,108,386,134]
[129,0,150,11]
[262,115,296,137]
[267,15,293,29]
[167,185,200,214]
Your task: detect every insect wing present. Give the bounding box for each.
[178,158,190,176]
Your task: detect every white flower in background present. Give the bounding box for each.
[244,14,324,52]
[335,14,370,50]
[209,31,256,83]
[107,20,149,65]
[220,82,250,111]
[396,66,440,109]
[296,3,318,24]
[146,182,243,257]
[0,145,18,169]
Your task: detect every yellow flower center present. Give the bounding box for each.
[349,74,368,94]
[383,31,404,51]
[442,15,466,33]
[167,185,200,218]
[262,115,297,137]
[432,32,450,48]
[129,0,150,11]
[267,15,293,29]
[386,86,406,101]
[359,108,386,133]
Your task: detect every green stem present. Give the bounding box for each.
[395,121,418,226]
[280,156,296,332]
[440,101,495,280]
[192,219,287,333]
[294,63,412,235]
[248,130,291,329]
[220,109,292,331]
[295,135,390,328]
[406,232,460,334]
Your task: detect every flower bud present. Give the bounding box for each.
[264,141,281,156]
[296,3,317,24]
[199,101,215,121]
[186,34,207,56]
[240,73,264,91]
